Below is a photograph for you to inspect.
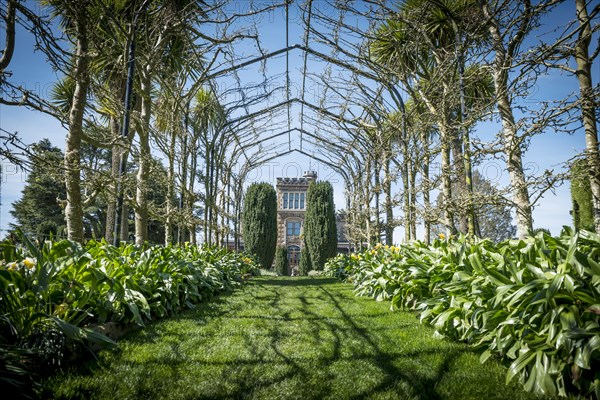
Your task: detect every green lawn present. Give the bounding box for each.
[42,277,552,400]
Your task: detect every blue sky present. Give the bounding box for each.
[0,0,597,242]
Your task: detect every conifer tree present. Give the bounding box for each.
[274,246,288,276]
[241,183,277,269]
[10,139,66,238]
[299,237,312,276]
[304,181,338,271]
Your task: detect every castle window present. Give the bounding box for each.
[282,192,306,209]
[286,221,301,236]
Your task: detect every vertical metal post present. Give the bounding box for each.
[113,27,137,246]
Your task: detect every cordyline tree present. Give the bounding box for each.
[303,181,338,273]
[241,183,277,269]
[370,0,485,237]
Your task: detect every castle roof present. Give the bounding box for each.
[276,177,313,185]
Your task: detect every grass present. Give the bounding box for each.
[41,277,554,400]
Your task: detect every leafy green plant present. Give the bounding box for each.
[326,229,600,398]
[0,232,260,394]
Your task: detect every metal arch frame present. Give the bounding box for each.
[206,0,395,185]
[252,148,351,184]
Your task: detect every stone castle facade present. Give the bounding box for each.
[275,171,351,274]
[275,171,317,270]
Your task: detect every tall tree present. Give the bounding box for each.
[241,183,277,269]
[304,181,338,272]
[476,0,560,238]
[432,170,516,242]
[370,0,472,236]
[56,1,94,243]
[10,139,66,238]
[132,0,206,245]
[574,0,600,233]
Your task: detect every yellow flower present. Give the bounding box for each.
[54,303,69,317]
[439,233,446,240]
[23,258,36,269]
[6,262,17,271]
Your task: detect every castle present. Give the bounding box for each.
[275,171,350,274]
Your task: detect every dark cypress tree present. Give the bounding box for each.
[304,181,338,271]
[274,246,288,276]
[242,183,277,269]
[10,139,66,238]
[299,237,312,275]
[571,159,594,231]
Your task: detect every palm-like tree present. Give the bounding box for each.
[371,0,486,237]
[371,5,456,235]
[44,0,104,243]
[191,89,228,245]
[127,0,207,245]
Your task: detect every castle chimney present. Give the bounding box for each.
[303,170,317,180]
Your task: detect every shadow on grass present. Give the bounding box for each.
[251,276,339,287]
[41,277,536,400]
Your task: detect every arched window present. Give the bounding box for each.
[287,245,301,266]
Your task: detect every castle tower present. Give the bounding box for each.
[275,171,317,273]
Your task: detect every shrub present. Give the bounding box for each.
[274,246,288,276]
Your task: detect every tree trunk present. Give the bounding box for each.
[373,157,381,242]
[187,153,198,245]
[481,1,533,239]
[463,128,476,235]
[440,123,457,236]
[492,73,533,238]
[451,131,468,233]
[64,6,89,243]
[165,129,176,246]
[402,143,410,242]
[120,203,129,242]
[0,0,16,73]
[105,116,120,243]
[575,0,600,233]
[409,161,417,240]
[384,157,394,245]
[364,158,372,245]
[135,69,151,245]
[422,131,431,244]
